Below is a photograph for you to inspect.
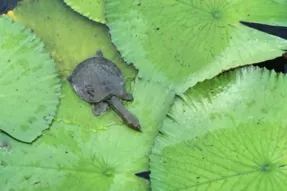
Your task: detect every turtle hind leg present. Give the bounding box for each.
[92,102,109,116]
[95,50,104,57]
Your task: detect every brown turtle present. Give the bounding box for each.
[67,50,141,132]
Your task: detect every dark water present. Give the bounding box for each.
[239,21,287,73]
[240,21,287,40]
[0,0,19,14]
[255,56,287,74]
[135,171,151,180]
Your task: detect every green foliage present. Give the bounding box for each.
[0,16,61,143]
[106,0,287,93]
[150,67,287,190]
[0,0,287,190]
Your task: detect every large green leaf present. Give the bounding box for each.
[0,16,61,143]
[150,67,287,190]
[63,0,106,24]
[106,0,287,93]
[14,0,135,79]
[0,78,175,191]
[0,121,149,191]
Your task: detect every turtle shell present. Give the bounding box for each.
[69,56,125,103]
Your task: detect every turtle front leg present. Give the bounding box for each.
[92,102,109,116]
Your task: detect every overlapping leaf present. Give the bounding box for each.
[63,0,106,24]
[0,16,61,143]
[150,67,287,190]
[106,0,287,93]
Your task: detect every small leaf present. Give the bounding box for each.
[150,67,287,190]
[0,16,61,143]
[106,0,287,93]
[63,0,106,24]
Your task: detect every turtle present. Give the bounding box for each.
[67,50,141,132]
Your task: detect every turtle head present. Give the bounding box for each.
[67,75,72,83]
[95,50,104,57]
